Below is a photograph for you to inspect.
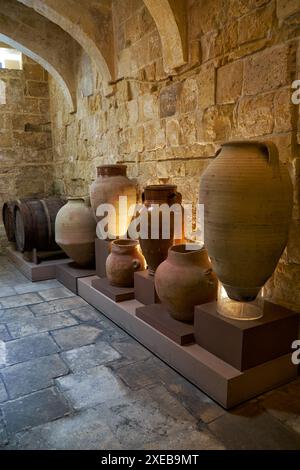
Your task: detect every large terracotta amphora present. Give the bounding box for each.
[155,244,218,323]
[89,164,137,239]
[199,140,293,302]
[55,197,96,267]
[139,184,183,275]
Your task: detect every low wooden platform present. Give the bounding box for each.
[78,276,298,409]
[7,247,70,282]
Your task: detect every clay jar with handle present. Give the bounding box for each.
[55,197,96,267]
[155,244,218,323]
[89,164,137,239]
[139,184,183,276]
[199,140,293,302]
[106,239,146,287]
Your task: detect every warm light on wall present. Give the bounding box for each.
[0,47,22,70]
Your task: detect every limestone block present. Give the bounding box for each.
[179,114,197,146]
[243,45,290,95]
[238,2,274,45]
[287,220,300,264]
[272,262,300,311]
[0,113,10,130]
[26,81,49,98]
[214,22,239,57]
[23,63,45,81]
[140,93,159,121]
[160,83,182,118]
[277,0,300,22]
[202,105,233,141]
[180,78,198,114]
[197,63,215,110]
[274,88,294,133]
[0,131,12,148]
[237,93,274,137]
[144,120,165,150]
[216,60,243,104]
[156,161,185,179]
[166,118,181,147]
[200,32,218,63]
[127,99,139,125]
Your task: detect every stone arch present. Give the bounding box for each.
[0,0,79,111]
[143,0,187,73]
[18,0,114,82]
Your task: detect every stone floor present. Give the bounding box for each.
[0,255,300,450]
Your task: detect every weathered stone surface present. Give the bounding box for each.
[243,46,290,95]
[38,287,75,302]
[7,312,78,338]
[277,0,300,22]
[69,305,102,323]
[30,297,88,316]
[159,83,181,118]
[216,61,243,104]
[14,280,61,295]
[0,306,34,324]
[208,401,300,450]
[61,342,121,372]
[237,93,274,137]
[56,365,128,410]
[274,88,294,132]
[238,2,274,45]
[0,325,10,342]
[0,378,8,403]
[197,63,215,110]
[0,293,43,309]
[1,354,69,399]
[0,333,59,366]
[51,324,102,350]
[1,387,71,434]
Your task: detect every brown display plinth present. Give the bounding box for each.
[56,262,96,294]
[136,304,194,345]
[194,300,299,371]
[95,238,114,278]
[7,247,70,282]
[91,277,135,302]
[78,276,298,409]
[134,270,160,305]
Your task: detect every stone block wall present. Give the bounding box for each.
[0,55,53,252]
[49,0,300,311]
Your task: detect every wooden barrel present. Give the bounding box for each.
[14,198,66,252]
[2,198,36,243]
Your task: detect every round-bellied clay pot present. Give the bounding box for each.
[55,197,96,267]
[106,239,146,287]
[199,140,293,302]
[155,244,218,323]
[139,184,183,276]
[89,164,137,238]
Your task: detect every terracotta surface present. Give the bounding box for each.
[89,165,137,239]
[155,244,218,323]
[55,197,96,267]
[199,141,293,302]
[106,239,146,287]
[139,184,183,276]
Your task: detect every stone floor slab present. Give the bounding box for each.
[0,378,8,403]
[51,324,102,350]
[14,280,61,295]
[7,312,78,338]
[56,365,128,410]
[10,406,122,450]
[38,287,75,302]
[208,401,300,450]
[30,297,88,316]
[0,293,43,309]
[61,342,121,372]
[144,428,225,450]
[115,357,163,390]
[1,387,71,434]
[0,325,10,342]
[1,354,69,399]
[0,333,60,366]
[0,420,8,448]
[0,306,34,324]
[0,287,16,298]
[70,305,104,322]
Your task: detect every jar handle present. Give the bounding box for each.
[132,259,141,270]
[261,141,279,167]
[215,147,222,157]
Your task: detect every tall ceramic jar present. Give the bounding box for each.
[199,141,293,302]
[106,239,146,287]
[155,244,218,323]
[89,165,137,239]
[139,184,183,275]
[55,197,96,267]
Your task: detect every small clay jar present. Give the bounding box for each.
[139,184,183,275]
[155,244,218,323]
[106,239,146,287]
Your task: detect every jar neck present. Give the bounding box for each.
[97,165,127,178]
[143,185,180,204]
[111,239,139,254]
[168,244,210,266]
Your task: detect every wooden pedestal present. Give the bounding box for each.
[56,262,96,294]
[7,247,70,282]
[95,238,114,278]
[78,276,298,409]
[136,304,194,345]
[91,277,135,302]
[194,300,299,371]
[134,270,160,304]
